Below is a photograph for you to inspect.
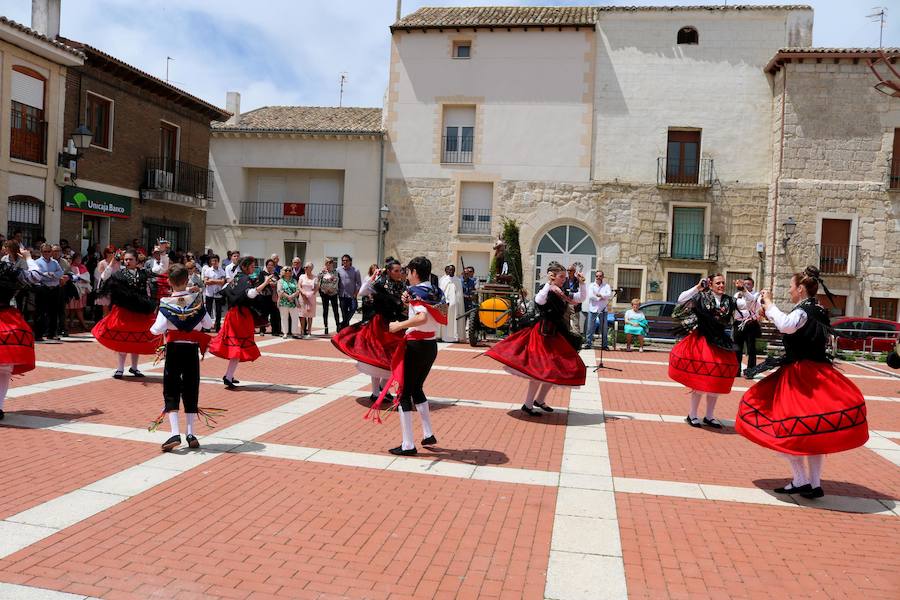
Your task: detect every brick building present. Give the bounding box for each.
[57,40,228,256]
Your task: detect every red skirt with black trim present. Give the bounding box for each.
[668,330,738,394]
[0,307,35,375]
[735,360,868,455]
[485,322,586,386]
[92,306,162,355]
[209,306,260,362]
[331,314,403,371]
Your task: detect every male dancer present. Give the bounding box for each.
[150,264,213,452]
[376,256,447,456]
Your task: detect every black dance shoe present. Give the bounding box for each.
[800,486,824,499]
[702,417,724,429]
[773,482,812,495]
[534,401,554,413]
[128,368,145,377]
[112,370,124,379]
[389,446,417,456]
[223,377,237,389]
[422,435,437,446]
[521,404,542,417]
[685,416,702,428]
[186,434,200,449]
[161,434,181,452]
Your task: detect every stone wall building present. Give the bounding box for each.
[765,48,900,321]
[383,5,815,310]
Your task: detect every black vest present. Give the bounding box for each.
[781,299,832,364]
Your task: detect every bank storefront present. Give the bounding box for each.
[61,186,132,255]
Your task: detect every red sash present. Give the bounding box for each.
[165,330,212,356]
[365,330,435,423]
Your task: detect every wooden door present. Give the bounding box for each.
[159,122,178,172]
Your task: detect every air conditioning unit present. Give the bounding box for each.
[147,169,174,190]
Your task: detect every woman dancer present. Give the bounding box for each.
[297,262,319,338]
[668,274,738,428]
[0,260,40,420]
[92,250,161,379]
[210,256,271,388]
[333,258,406,402]
[736,267,868,499]
[486,261,586,416]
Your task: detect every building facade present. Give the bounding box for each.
[766,48,900,321]
[0,15,83,247]
[383,5,815,308]
[207,97,384,268]
[57,41,228,256]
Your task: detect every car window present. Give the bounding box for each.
[641,303,662,317]
[866,322,898,333]
[662,303,675,317]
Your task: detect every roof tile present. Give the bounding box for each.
[212,106,383,135]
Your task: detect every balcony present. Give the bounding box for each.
[459,207,491,235]
[657,232,720,261]
[442,135,474,164]
[817,244,858,275]
[142,157,215,208]
[10,105,47,164]
[657,157,714,187]
[240,202,343,228]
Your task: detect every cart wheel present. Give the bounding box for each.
[468,310,480,347]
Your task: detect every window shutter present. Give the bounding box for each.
[11,70,45,110]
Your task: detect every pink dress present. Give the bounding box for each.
[297,274,318,318]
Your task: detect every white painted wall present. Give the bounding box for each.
[593,9,812,184]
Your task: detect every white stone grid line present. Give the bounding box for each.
[0,581,100,600]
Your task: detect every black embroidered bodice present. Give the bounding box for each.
[674,290,736,351]
[362,275,406,322]
[108,268,155,314]
[781,298,832,364]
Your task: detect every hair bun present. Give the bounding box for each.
[803,265,820,279]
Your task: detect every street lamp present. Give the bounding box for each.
[781,216,797,249]
[58,124,94,180]
[70,124,94,151]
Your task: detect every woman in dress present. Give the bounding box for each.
[623,298,648,352]
[297,262,319,338]
[0,260,41,419]
[94,245,118,316]
[318,258,340,335]
[486,261,586,416]
[736,266,868,499]
[65,252,91,332]
[668,274,738,429]
[277,267,300,339]
[92,250,162,378]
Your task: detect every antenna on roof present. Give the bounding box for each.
[868,7,887,48]
[165,56,174,83]
[339,72,348,107]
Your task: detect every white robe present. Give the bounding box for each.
[439,274,465,342]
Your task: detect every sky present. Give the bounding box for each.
[2,0,899,113]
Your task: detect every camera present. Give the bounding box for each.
[700,279,710,290]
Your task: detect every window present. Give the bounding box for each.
[641,303,663,317]
[819,218,852,274]
[142,220,189,253]
[671,206,706,259]
[666,271,703,302]
[817,293,847,317]
[284,241,306,265]
[459,182,492,234]
[677,27,699,45]
[7,195,43,248]
[85,92,113,150]
[442,106,475,164]
[616,268,643,303]
[666,130,701,184]
[870,297,899,321]
[534,225,597,295]
[726,271,753,292]
[159,121,179,171]
[453,41,471,59]
[891,129,900,190]
[10,67,47,164]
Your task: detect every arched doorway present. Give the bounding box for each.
[534,224,596,293]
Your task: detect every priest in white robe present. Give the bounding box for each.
[438,265,465,343]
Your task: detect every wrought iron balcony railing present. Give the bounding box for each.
[442,135,474,164]
[657,157,714,187]
[657,232,720,261]
[459,207,491,234]
[145,157,214,202]
[817,244,858,275]
[240,202,343,228]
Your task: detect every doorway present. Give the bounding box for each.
[81,215,109,256]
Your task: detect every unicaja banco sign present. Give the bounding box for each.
[63,187,132,218]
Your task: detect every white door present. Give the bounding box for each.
[534,225,597,294]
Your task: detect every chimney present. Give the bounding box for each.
[31,0,61,39]
[396,0,402,21]
[225,91,241,125]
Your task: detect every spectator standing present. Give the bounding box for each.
[257,259,281,336]
[270,254,282,275]
[33,243,64,341]
[297,262,320,338]
[65,252,91,332]
[94,246,118,317]
[584,271,613,350]
[337,254,361,330]
[201,254,226,331]
[185,261,204,294]
[733,277,761,379]
[2,241,29,314]
[52,245,71,336]
[276,267,300,339]
[224,250,241,283]
[462,266,478,313]
[318,258,340,335]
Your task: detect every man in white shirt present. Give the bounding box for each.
[733,276,761,378]
[583,271,613,350]
[224,250,241,283]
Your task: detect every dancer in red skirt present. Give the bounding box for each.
[93,250,161,379]
[333,257,406,402]
[736,266,868,499]
[0,261,41,420]
[210,256,272,388]
[486,261,586,416]
[669,274,738,429]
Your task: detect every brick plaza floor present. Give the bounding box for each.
[1,333,898,599]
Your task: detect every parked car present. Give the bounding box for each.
[831,317,900,352]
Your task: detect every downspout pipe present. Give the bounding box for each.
[377,134,385,265]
